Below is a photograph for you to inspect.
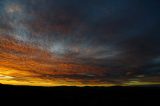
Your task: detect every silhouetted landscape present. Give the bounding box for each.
[0,84,159,104]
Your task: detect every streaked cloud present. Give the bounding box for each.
[0,0,159,86]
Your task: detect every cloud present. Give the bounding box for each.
[0,0,159,86]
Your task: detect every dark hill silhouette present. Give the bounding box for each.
[0,84,159,105]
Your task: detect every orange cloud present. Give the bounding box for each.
[0,35,112,86]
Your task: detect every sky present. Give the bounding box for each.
[0,0,160,86]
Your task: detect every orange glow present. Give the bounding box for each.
[0,35,159,86]
[0,35,113,86]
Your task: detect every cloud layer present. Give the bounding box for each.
[0,0,160,86]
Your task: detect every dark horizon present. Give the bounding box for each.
[0,84,159,104]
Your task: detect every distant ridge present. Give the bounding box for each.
[0,83,159,105]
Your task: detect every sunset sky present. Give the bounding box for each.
[0,0,160,86]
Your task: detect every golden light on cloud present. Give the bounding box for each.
[0,74,13,79]
[0,65,114,87]
[0,35,113,86]
[0,35,159,87]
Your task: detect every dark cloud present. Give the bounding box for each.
[0,0,160,86]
